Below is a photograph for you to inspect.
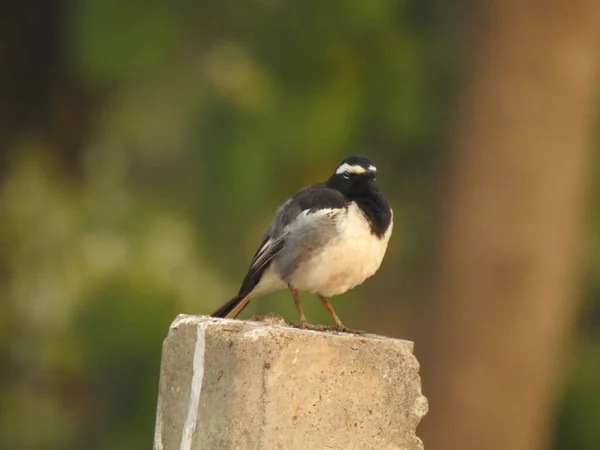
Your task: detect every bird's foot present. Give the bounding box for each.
[332,318,348,332]
[290,321,326,331]
[290,318,310,329]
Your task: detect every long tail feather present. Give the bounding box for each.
[211,295,252,319]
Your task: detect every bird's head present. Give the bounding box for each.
[326,155,380,197]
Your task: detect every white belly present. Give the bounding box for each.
[288,203,392,297]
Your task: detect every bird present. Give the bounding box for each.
[211,155,393,330]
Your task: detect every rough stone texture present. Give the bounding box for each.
[154,315,427,450]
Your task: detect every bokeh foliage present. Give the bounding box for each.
[0,1,598,449]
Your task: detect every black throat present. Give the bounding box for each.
[347,191,392,238]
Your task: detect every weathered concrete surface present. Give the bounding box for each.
[154,315,427,450]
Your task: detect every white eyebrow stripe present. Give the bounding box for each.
[335,163,365,175]
[335,163,377,175]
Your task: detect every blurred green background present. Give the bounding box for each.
[1,2,599,450]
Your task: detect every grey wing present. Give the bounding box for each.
[275,206,344,279]
[236,184,347,297]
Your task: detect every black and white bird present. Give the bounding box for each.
[211,155,393,329]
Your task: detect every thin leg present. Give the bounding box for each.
[290,289,308,328]
[318,295,345,329]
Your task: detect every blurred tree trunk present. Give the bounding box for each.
[422,2,600,450]
[0,1,94,179]
[0,1,95,414]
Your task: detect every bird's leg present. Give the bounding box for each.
[290,289,308,328]
[318,295,345,330]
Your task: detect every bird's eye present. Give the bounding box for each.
[343,173,350,180]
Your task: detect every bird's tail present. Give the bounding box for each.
[211,295,252,319]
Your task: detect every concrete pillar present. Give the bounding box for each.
[154,315,427,450]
